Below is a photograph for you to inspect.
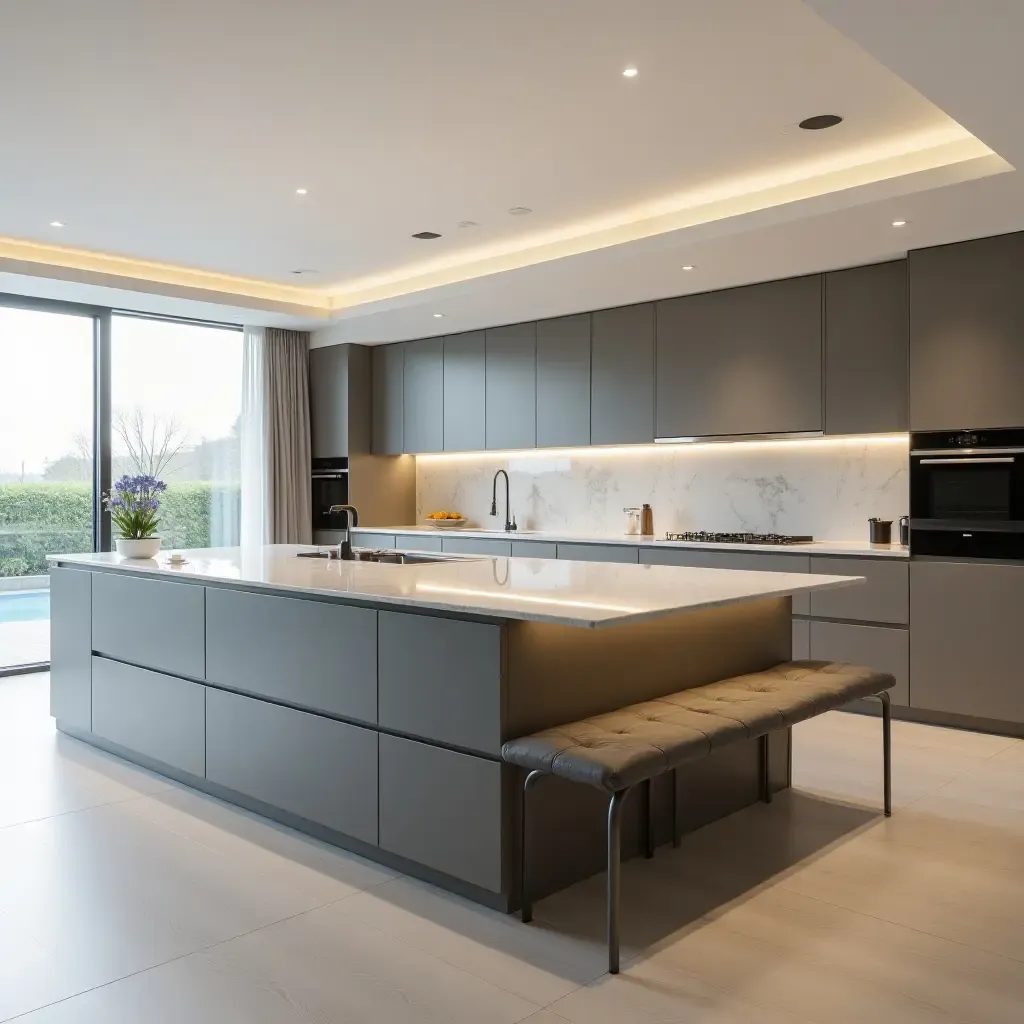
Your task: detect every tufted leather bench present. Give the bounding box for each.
[503,660,895,973]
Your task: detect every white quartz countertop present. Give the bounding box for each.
[49,545,862,629]
[352,525,909,559]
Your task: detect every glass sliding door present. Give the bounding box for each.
[110,315,243,550]
[0,304,96,671]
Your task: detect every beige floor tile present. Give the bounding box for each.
[336,876,608,1004]
[929,757,1024,813]
[14,903,542,1024]
[989,740,1024,768]
[521,1013,574,1024]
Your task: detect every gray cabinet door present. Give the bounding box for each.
[441,536,512,556]
[309,344,348,458]
[403,337,444,454]
[443,331,486,452]
[378,611,503,754]
[824,261,908,435]
[910,231,1024,430]
[372,343,404,455]
[92,656,206,775]
[808,557,909,624]
[557,542,638,564]
[396,533,443,552]
[656,275,823,438]
[536,314,590,448]
[792,618,810,661]
[511,539,557,558]
[49,566,93,731]
[591,303,655,445]
[92,572,205,679]
[486,323,536,451]
[206,688,378,844]
[379,734,503,892]
[810,621,909,706]
[911,560,1024,723]
[205,588,377,724]
[354,531,398,549]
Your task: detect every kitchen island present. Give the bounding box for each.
[48,545,857,910]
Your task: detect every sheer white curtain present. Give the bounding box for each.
[240,326,269,547]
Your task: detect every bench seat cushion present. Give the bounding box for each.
[501,661,894,792]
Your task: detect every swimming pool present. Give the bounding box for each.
[0,590,50,623]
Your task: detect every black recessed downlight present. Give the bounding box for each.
[412,230,442,239]
[799,114,843,131]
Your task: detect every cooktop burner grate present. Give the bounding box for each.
[663,531,814,545]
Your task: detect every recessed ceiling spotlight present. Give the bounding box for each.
[433,313,445,318]
[682,265,694,271]
[458,220,479,228]
[412,230,442,239]
[290,269,318,275]
[622,67,639,78]
[295,188,309,195]
[508,207,532,216]
[50,220,65,228]
[798,114,843,131]
[891,219,907,227]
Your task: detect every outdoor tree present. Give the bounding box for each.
[113,407,188,478]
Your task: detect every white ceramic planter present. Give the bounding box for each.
[115,537,162,559]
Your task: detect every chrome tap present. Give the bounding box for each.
[328,504,360,559]
[490,470,516,532]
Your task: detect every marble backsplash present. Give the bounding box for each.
[416,437,909,540]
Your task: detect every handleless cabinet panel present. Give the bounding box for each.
[206,688,378,844]
[205,588,377,724]
[355,532,398,549]
[825,261,908,435]
[441,536,512,557]
[92,656,206,776]
[656,275,823,438]
[591,303,655,445]
[396,534,444,552]
[372,343,404,455]
[378,611,503,754]
[49,566,93,730]
[808,557,908,624]
[309,344,349,458]
[557,542,639,564]
[403,338,444,454]
[911,560,1024,723]
[443,331,486,452]
[792,618,810,661]
[92,572,205,679]
[536,314,591,448]
[486,323,537,451]
[810,621,909,706]
[379,734,503,892]
[511,540,558,558]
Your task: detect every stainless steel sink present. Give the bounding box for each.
[296,548,470,565]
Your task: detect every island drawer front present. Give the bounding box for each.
[378,611,503,755]
[379,734,503,893]
[809,620,909,706]
[511,540,557,559]
[641,548,811,614]
[92,572,205,679]
[396,534,444,552]
[808,558,909,624]
[356,532,397,549]
[205,589,377,725]
[441,536,512,556]
[91,656,206,776]
[792,618,810,660]
[49,566,93,731]
[206,689,378,845]
[557,543,639,563]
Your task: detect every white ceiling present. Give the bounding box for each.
[0,0,1021,336]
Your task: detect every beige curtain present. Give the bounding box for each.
[262,328,312,544]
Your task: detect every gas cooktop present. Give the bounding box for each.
[662,532,814,546]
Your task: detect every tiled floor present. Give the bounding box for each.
[1,673,1022,1023]
[0,619,49,670]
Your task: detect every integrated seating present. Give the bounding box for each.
[502,660,895,973]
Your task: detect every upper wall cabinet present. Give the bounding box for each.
[591,303,655,445]
[910,231,1024,430]
[824,260,908,435]
[486,322,536,450]
[656,275,823,439]
[536,314,591,448]
[403,338,444,454]
[443,331,486,452]
[310,345,350,458]
[372,343,404,455]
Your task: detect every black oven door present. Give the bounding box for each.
[311,472,350,531]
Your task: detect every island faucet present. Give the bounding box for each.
[490,470,516,532]
[327,504,360,559]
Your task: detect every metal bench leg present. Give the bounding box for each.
[671,769,680,848]
[607,787,631,974]
[642,778,654,859]
[759,733,772,803]
[878,691,892,817]
[520,770,546,923]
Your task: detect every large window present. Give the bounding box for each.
[111,316,243,549]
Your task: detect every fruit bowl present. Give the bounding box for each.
[424,514,468,529]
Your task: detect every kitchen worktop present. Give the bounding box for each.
[49,545,860,629]
[353,525,909,558]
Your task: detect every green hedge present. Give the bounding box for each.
[0,482,240,577]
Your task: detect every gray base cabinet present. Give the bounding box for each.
[379,734,504,892]
[397,534,443,552]
[558,542,638,564]
[808,558,908,625]
[49,566,92,730]
[206,688,378,844]
[810,620,909,706]
[792,618,810,661]
[355,532,398,549]
[911,560,1024,723]
[511,539,557,558]
[441,535,512,557]
[91,656,206,776]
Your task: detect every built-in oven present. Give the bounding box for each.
[311,457,350,531]
[910,429,1024,559]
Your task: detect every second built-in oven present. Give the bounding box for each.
[910,428,1024,559]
